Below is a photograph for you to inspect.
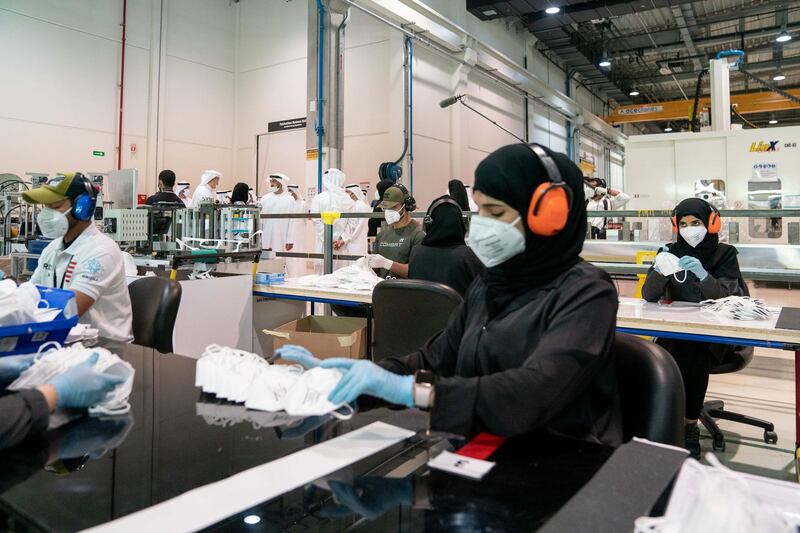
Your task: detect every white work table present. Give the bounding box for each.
[253,279,373,306]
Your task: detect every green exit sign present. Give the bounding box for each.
[92,150,105,157]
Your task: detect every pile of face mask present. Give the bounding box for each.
[295,257,381,291]
[0,281,64,326]
[7,342,134,416]
[634,454,795,533]
[700,296,774,321]
[195,345,353,419]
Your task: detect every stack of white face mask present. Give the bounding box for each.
[0,280,64,326]
[195,345,354,419]
[700,296,774,321]
[7,342,135,416]
[295,257,381,291]
[634,454,795,533]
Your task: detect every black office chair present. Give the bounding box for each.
[614,333,685,447]
[700,346,777,451]
[128,277,182,353]
[372,280,463,362]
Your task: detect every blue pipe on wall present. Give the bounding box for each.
[407,37,414,195]
[315,0,325,192]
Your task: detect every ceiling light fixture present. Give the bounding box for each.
[664,125,673,132]
[598,53,611,68]
[773,69,786,81]
[629,88,640,96]
[776,28,792,43]
[244,515,261,525]
[769,118,779,125]
[545,6,561,14]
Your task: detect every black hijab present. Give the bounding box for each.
[447,179,471,212]
[474,144,587,309]
[667,197,736,273]
[230,182,250,204]
[422,195,466,247]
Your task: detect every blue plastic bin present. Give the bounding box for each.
[0,286,79,356]
[26,239,51,272]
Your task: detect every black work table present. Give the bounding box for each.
[0,343,684,532]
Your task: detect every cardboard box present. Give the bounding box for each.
[265,316,367,361]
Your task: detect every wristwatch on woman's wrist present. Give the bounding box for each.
[413,370,436,409]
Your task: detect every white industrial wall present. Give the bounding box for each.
[0,0,236,196]
[1,0,609,207]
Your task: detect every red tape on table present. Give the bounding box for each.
[456,432,506,460]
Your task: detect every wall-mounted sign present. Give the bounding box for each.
[92,150,105,157]
[268,117,307,133]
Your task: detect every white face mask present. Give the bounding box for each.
[467,215,526,268]
[653,251,687,283]
[384,208,402,225]
[244,365,303,412]
[8,343,134,416]
[280,367,353,419]
[680,226,708,248]
[584,185,595,199]
[269,186,279,193]
[37,207,70,239]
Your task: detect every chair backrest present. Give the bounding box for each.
[128,277,182,353]
[372,279,463,362]
[614,332,685,446]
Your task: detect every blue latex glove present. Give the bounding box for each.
[321,359,414,407]
[0,354,35,386]
[273,344,323,368]
[49,353,127,409]
[677,256,708,281]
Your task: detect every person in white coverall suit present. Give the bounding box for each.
[310,169,354,271]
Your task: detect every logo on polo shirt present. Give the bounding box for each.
[79,259,105,282]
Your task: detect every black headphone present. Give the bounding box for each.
[424,196,467,233]
[393,183,417,212]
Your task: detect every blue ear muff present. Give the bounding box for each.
[71,177,97,221]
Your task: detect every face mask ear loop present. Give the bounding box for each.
[330,403,355,420]
[36,341,63,361]
[89,402,131,417]
[673,270,688,284]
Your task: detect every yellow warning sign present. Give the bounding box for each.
[306,149,318,160]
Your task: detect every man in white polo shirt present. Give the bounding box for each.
[24,173,133,342]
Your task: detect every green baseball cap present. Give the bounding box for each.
[23,172,87,205]
[378,186,405,209]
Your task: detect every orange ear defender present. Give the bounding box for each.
[526,144,573,236]
[671,201,722,234]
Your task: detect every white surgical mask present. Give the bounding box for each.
[281,367,353,419]
[467,215,526,268]
[653,251,687,283]
[584,185,595,199]
[384,209,402,225]
[269,186,279,193]
[37,207,70,239]
[680,226,708,248]
[8,343,134,416]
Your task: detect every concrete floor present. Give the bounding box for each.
[703,350,797,481]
